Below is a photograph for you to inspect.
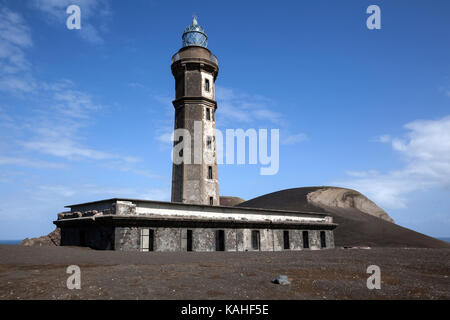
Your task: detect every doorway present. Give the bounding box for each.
[283,231,290,250]
[187,229,193,251]
[215,230,225,251]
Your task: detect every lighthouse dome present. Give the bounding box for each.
[182,17,208,48]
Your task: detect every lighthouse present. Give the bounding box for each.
[170,17,220,205]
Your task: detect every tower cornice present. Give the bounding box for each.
[172,96,217,109]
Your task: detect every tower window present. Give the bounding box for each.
[206,108,211,120]
[252,230,260,250]
[207,136,212,150]
[208,166,213,179]
[205,79,210,92]
[209,196,214,205]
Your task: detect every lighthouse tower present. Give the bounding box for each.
[170,17,219,205]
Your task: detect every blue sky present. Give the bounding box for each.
[0,0,449,239]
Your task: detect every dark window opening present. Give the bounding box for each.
[252,230,260,250]
[205,79,210,92]
[215,230,225,251]
[79,230,86,247]
[187,230,192,251]
[283,231,290,250]
[209,197,214,205]
[320,231,326,248]
[207,136,212,150]
[149,229,154,251]
[208,166,213,179]
[302,231,309,249]
[206,108,211,120]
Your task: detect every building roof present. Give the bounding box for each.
[65,198,330,218]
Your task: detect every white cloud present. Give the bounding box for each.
[0,6,37,94]
[0,7,145,173]
[215,86,283,125]
[34,184,169,202]
[157,131,174,144]
[335,115,450,210]
[0,156,67,169]
[38,185,76,198]
[152,86,308,148]
[439,85,450,97]
[281,132,308,145]
[15,80,139,164]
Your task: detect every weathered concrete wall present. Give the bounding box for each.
[260,229,274,251]
[242,229,253,251]
[236,229,245,251]
[115,227,140,251]
[192,228,215,251]
[155,228,181,252]
[61,225,334,252]
[225,229,237,252]
[309,230,321,250]
[290,230,303,250]
[273,230,283,251]
[325,230,335,249]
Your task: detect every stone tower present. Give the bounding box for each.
[170,17,219,205]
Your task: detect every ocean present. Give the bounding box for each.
[0,240,21,245]
[438,237,450,243]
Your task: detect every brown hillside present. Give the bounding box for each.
[237,187,450,248]
[220,196,245,206]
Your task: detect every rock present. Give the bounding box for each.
[306,187,394,223]
[220,196,245,207]
[19,228,61,246]
[271,275,290,285]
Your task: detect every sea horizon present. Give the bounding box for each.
[0,240,21,245]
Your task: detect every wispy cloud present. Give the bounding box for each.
[281,132,308,145]
[0,7,148,175]
[215,86,283,125]
[33,184,170,203]
[151,86,308,146]
[334,115,450,210]
[0,156,67,169]
[439,84,450,97]
[0,6,36,94]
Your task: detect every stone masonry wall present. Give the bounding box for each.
[113,226,334,252]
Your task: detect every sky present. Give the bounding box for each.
[0,0,449,239]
